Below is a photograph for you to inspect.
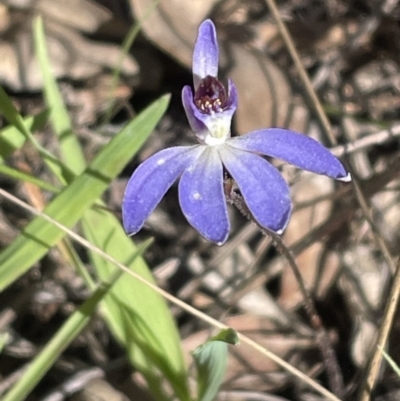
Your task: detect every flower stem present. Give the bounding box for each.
[228,190,345,398]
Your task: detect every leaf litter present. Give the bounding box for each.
[1,0,400,400]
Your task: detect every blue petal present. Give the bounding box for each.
[182,85,208,138]
[226,79,238,110]
[219,145,292,234]
[227,128,351,181]
[193,19,219,88]
[179,147,229,244]
[123,146,204,235]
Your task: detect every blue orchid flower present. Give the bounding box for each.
[122,19,350,245]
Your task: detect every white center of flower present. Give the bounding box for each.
[203,113,231,146]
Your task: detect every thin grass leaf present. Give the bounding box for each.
[58,238,95,288]
[102,0,160,126]
[0,87,73,182]
[33,15,190,400]
[83,208,190,401]
[0,111,48,161]
[0,86,35,135]
[0,164,59,193]
[0,333,8,354]
[1,250,146,401]
[33,17,86,175]
[0,95,169,290]
[380,347,400,378]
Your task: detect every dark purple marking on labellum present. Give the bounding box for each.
[194,76,227,114]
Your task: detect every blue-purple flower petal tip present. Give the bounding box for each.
[338,171,352,182]
[193,19,219,88]
[122,19,351,245]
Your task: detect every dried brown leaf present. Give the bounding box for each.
[0,18,138,91]
[129,0,219,68]
[36,0,111,33]
[228,44,309,134]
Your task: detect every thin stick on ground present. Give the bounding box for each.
[330,124,400,158]
[359,256,400,401]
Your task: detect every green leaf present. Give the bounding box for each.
[0,86,33,136]
[210,328,240,345]
[34,17,86,175]
[0,93,190,400]
[0,164,60,193]
[33,17,190,401]
[1,253,143,401]
[0,17,190,401]
[0,86,73,182]
[0,110,48,161]
[0,333,8,354]
[380,347,400,378]
[0,95,169,290]
[101,0,160,126]
[83,209,190,401]
[193,329,238,401]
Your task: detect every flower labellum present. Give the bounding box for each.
[122,19,351,245]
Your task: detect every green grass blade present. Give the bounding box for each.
[33,18,190,400]
[0,111,48,161]
[83,208,190,401]
[101,0,160,126]
[0,86,34,136]
[0,333,8,354]
[0,95,169,290]
[33,16,86,175]
[1,261,136,401]
[0,164,59,193]
[380,347,400,377]
[0,87,73,183]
